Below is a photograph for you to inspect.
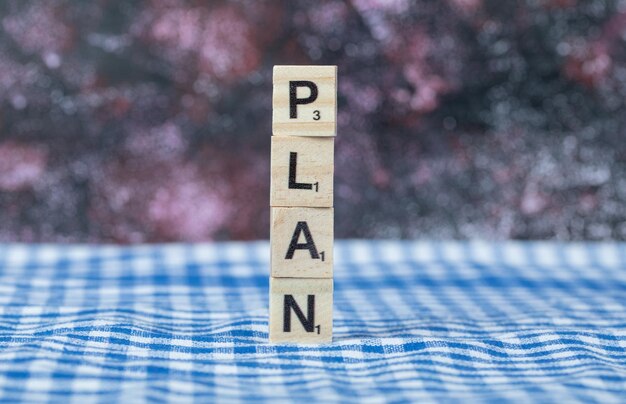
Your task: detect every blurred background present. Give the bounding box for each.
[0,0,625,243]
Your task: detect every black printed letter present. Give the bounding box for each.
[289,81,318,119]
[285,221,319,259]
[283,295,315,332]
[288,152,313,190]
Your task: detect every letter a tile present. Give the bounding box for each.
[273,65,337,137]
[271,207,333,278]
[269,277,333,344]
[270,136,333,208]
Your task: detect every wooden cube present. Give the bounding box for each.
[271,207,333,278]
[273,65,337,137]
[269,277,333,344]
[270,136,333,208]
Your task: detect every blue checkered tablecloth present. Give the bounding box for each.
[0,241,625,402]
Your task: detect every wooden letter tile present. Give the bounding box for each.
[271,207,333,278]
[273,65,337,137]
[269,277,333,344]
[270,136,334,208]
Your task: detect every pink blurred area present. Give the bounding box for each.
[0,0,625,242]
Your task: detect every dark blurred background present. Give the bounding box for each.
[0,0,625,242]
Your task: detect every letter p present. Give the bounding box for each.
[289,81,318,119]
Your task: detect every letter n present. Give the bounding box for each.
[283,295,315,332]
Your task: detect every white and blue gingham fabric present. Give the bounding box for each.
[0,240,625,402]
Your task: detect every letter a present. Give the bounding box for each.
[285,221,319,259]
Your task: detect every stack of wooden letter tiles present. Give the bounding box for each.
[269,65,337,343]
